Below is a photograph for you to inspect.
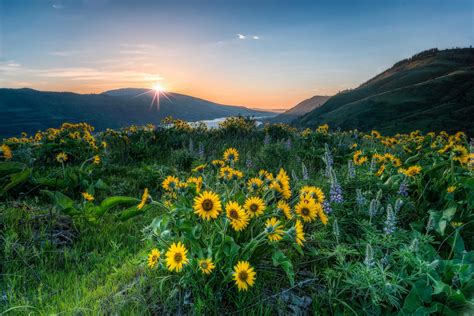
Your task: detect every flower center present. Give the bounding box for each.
[202,199,214,211]
[229,209,239,220]
[200,262,208,269]
[174,252,183,263]
[250,204,258,212]
[238,271,248,281]
[301,208,310,216]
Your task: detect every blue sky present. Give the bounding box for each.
[0,0,472,109]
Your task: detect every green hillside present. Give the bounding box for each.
[296,48,474,134]
[0,88,272,137]
[270,95,330,123]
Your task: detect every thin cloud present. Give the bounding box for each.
[48,50,88,57]
[237,34,260,40]
[237,34,246,40]
[253,36,260,40]
[52,4,64,9]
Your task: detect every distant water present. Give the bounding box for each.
[190,116,274,129]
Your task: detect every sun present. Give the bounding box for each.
[153,83,165,92]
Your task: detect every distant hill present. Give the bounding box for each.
[270,95,330,123]
[296,48,474,135]
[0,88,273,137]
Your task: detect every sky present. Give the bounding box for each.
[0,0,472,109]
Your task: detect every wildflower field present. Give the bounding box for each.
[1,117,473,314]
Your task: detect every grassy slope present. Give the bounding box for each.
[297,48,474,134]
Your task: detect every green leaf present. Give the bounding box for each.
[447,230,465,259]
[96,196,138,216]
[272,249,295,286]
[0,161,25,177]
[118,204,153,221]
[41,190,80,215]
[1,168,32,196]
[428,206,457,235]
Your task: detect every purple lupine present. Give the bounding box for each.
[263,134,271,145]
[302,162,309,180]
[323,200,333,214]
[198,142,204,158]
[383,205,396,235]
[330,181,343,203]
[398,178,409,196]
[356,189,366,206]
[348,160,355,178]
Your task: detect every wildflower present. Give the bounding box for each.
[398,165,422,177]
[244,196,266,218]
[192,164,206,173]
[302,162,309,180]
[56,152,68,163]
[81,192,94,202]
[394,198,403,213]
[318,207,328,225]
[322,200,332,214]
[93,155,101,165]
[277,200,292,219]
[398,178,409,196]
[162,176,180,191]
[223,147,239,163]
[198,258,215,275]
[188,138,194,153]
[353,150,367,165]
[193,191,222,220]
[330,178,343,204]
[263,134,271,145]
[285,137,292,149]
[165,242,189,272]
[294,199,319,222]
[447,186,456,193]
[347,160,355,178]
[294,219,305,246]
[356,189,366,206]
[316,124,329,134]
[1,144,12,159]
[364,244,375,268]
[137,188,149,210]
[147,248,160,268]
[383,205,396,235]
[451,221,463,228]
[212,159,225,167]
[265,217,284,242]
[186,176,203,193]
[332,218,340,243]
[368,199,379,219]
[232,261,256,291]
[271,169,291,200]
[375,164,385,177]
[198,142,205,157]
[452,145,468,164]
[225,201,249,231]
[300,186,325,204]
[101,141,107,149]
[247,177,263,191]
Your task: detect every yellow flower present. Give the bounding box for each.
[265,217,284,242]
[193,190,222,220]
[1,144,12,159]
[398,165,422,177]
[223,147,239,162]
[451,221,463,228]
[93,155,101,165]
[211,159,225,167]
[137,188,149,210]
[452,145,468,164]
[316,124,329,134]
[353,150,367,165]
[81,192,94,201]
[447,186,456,193]
[162,175,180,191]
[277,200,292,219]
[295,219,305,246]
[375,164,385,177]
[147,248,160,268]
[232,261,256,291]
[371,130,381,138]
[165,242,189,272]
[56,152,68,163]
[318,207,328,225]
[244,196,266,218]
[186,176,203,193]
[247,177,264,191]
[192,164,206,173]
[225,201,249,231]
[101,141,107,148]
[270,169,291,200]
[295,199,319,222]
[300,186,325,203]
[198,258,216,275]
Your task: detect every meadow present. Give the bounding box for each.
[0,117,472,315]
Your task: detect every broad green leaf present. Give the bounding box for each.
[1,168,32,195]
[272,249,295,286]
[0,161,25,176]
[119,204,153,221]
[41,190,80,215]
[96,196,138,216]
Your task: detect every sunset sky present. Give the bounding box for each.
[0,0,472,109]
